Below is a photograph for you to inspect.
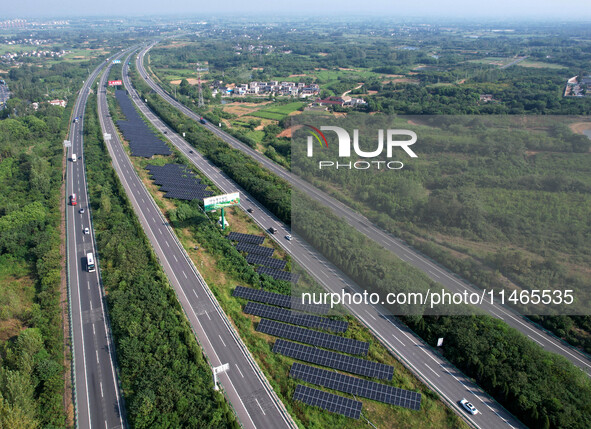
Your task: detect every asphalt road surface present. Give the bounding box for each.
[98,52,295,429]
[126,50,526,429]
[136,44,591,379]
[67,50,134,429]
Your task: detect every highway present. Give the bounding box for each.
[97,52,295,429]
[136,43,591,379]
[66,51,131,429]
[125,51,525,429]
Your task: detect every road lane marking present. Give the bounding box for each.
[193,289,199,299]
[218,335,226,347]
[364,310,376,321]
[235,364,244,378]
[425,363,440,377]
[96,350,99,363]
[183,271,187,279]
[173,254,178,262]
[255,398,266,416]
[100,382,103,397]
[92,324,95,335]
[391,334,405,346]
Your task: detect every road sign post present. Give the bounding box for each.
[212,363,230,390]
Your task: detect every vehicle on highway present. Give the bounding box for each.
[84,227,89,235]
[460,398,478,415]
[86,252,96,272]
[269,227,278,234]
[72,153,77,162]
[285,234,292,241]
[247,207,253,213]
[189,150,194,154]
[199,117,207,124]
[70,194,77,206]
[80,208,85,214]
[163,130,167,134]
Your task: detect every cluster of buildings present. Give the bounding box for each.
[565,75,591,97]
[1,38,51,46]
[311,95,367,108]
[213,80,320,98]
[0,49,69,62]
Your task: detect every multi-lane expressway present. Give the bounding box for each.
[136,43,591,379]
[97,52,295,429]
[124,50,525,429]
[66,50,132,429]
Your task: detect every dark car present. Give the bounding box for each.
[247,208,254,213]
[268,227,278,234]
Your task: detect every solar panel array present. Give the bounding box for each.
[257,266,300,284]
[232,286,329,314]
[246,254,287,270]
[114,90,171,157]
[257,319,369,356]
[273,340,393,380]
[244,302,348,333]
[293,385,361,420]
[227,232,265,244]
[290,363,421,410]
[235,242,274,257]
[145,164,212,201]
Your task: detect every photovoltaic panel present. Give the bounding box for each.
[232,286,329,314]
[145,163,212,201]
[235,242,274,257]
[114,90,171,157]
[293,384,361,419]
[257,266,300,284]
[290,363,421,410]
[227,232,265,245]
[257,319,369,356]
[246,253,287,270]
[273,339,393,380]
[244,302,348,333]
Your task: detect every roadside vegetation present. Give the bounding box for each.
[0,67,78,427]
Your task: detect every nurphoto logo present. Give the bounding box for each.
[305,125,418,170]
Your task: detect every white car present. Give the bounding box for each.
[285,234,292,241]
[460,398,478,415]
[84,227,90,235]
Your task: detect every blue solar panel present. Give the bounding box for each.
[272,340,393,380]
[293,384,361,419]
[244,302,348,332]
[257,319,369,356]
[290,363,421,410]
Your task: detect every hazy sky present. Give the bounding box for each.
[5,0,591,19]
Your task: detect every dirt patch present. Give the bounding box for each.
[276,124,305,139]
[367,90,378,95]
[0,69,8,73]
[317,52,329,57]
[0,319,24,342]
[288,74,307,77]
[332,112,348,118]
[569,122,591,135]
[170,78,203,85]
[382,78,419,84]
